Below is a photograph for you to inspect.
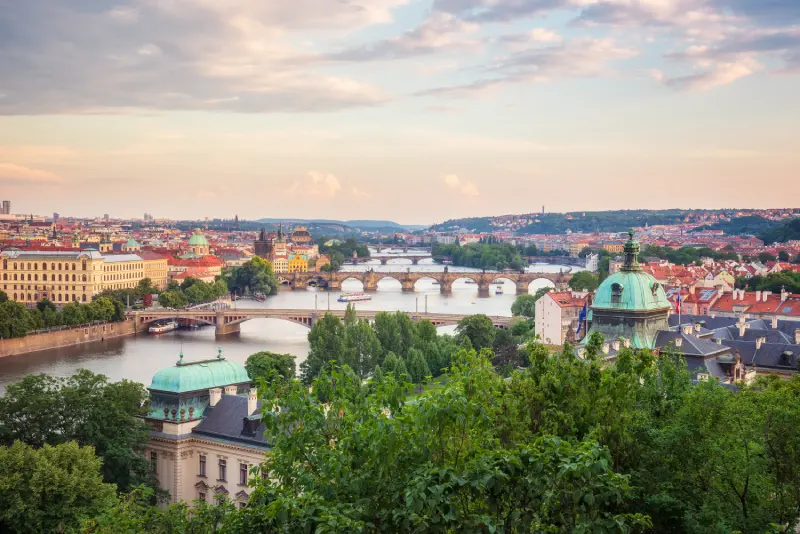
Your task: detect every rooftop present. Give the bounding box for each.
[148,349,250,394]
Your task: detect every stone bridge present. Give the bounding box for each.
[347,255,431,265]
[276,269,572,297]
[133,308,514,336]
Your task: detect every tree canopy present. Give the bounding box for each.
[225,257,278,296]
[244,351,296,387]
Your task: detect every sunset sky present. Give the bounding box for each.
[0,0,798,223]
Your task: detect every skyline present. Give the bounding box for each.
[1,0,798,222]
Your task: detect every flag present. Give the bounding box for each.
[675,292,681,314]
[576,301,588,334]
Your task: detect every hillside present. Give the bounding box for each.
[690,216,779,236]
[759,218,800,244]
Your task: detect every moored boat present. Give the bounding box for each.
[337,292,372,303]
[149,320,178,334]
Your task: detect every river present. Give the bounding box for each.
[0,252,581,393]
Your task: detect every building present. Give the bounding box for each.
[122,238,141,253]
[585,253,599,273]
[287,253,308,273]
[139,251,169,290]
[584,231,671,349]
[0,249,165,304]
[290,226,313,244]
[0,201,10,215]
[600,241,625,254]
[186,229,211,258]
[315,254,331,271]
[254,228,273,258]
[143,350,268,506]
[535,291,589,345]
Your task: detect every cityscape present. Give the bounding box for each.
[2,0,800,530]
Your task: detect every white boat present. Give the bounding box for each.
[464,280,476,284]
[149,320,178,334]
[495,285,504,295]
[338,292,372,303]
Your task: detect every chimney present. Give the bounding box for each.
[602,343,610,354]
[248,389,258,415]
[763,291,771,302]
[694,323,701,333]
[675,337,683,348]
[781,286,788,302]
[209,387,222,407]
[612,340,621,351]
[682,325,693,335]
[772,315,778,329]
[756,337,765,350]
[224,385,238,396]
[755,290,761,302]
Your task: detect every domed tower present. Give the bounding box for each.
[584,230,671,349]
[188,229,210,257]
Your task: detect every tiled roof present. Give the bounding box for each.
[192,395,269,449]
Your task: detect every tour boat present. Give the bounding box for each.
[496,285,504,295]
[149,320,178,334]
[337,292,372,303]
[464,280,476,284]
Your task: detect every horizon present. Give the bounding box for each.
[1,0,798,221]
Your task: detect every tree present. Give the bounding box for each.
[381,352,408,379]
[455,314,496,350]
[61,302,88,325]
[0,371,153,492]
[0,441,116,534]
[88,297,116,322]
[0,300,37,338]
[759,251,777,263]
[343,319,382,379]
[245,351,296,387]
[301,313,344,384]
[373,311,402,356]
[406,348,430,384]
[136,277,157,295]
[0,291,7,303]
[36,299,56,314]
[226,256,278,296]
[511,287,551,319]
[778,250,790,262]
[157,290,188,309]
[569,270,600,291]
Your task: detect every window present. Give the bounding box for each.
[13,263,17,270]
[82,274,86,282]
[238,502,246,510]
[150,452,158,473]
[81,294,87,302]
[72,274,76,282]
[611,283,622,305]
[218,459,227,481]
[2,260,5,269]
[2,274,5,281]
[199,455,206,477]
[12,274,16,281]
[51,263,55,270]
[33,263,38,270]
[58,274,62,281]
[42,274,47,281]
[82,260,87,270]
[239,463,248,485]
[198,492,206,502]
[72,264,76,270]
[58,263,62,270]
[42,263,47,270]
[34,274,38,281]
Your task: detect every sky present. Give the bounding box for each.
[0,0,798,224]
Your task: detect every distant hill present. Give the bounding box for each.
[256,218,425,231]
[690,216,780,236]
[759,218,800,244]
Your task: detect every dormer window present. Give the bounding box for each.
[651,282,660,297]
[611,283,623,305]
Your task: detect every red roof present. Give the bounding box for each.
[546,291,588,308]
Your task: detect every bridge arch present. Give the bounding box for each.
[412,275,441,291]
[339,276,365,291]
[526,277,557,293]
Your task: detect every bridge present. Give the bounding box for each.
[523,256,586,268]
[133,308,515,336]
[347,255,433,265]
[275,269,572,297]
[370,245,433,254]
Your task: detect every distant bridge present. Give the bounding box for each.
[133,308,514,336]
[523,256,586,268]
[275,269,572,297]
[347,255,433,265]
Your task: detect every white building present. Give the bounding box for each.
[535,291,589,345]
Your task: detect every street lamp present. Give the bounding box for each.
[425,294,428,314]
[415,297,418,314]
[315,294,318,311]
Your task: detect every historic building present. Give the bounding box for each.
[254,228,273,258]
[287,253,308,273]
[0,249,168,305]
[122,238,141,253]
[584,230,671,349]
[143,350,268,506]
[290,226,313,244]
[184,229,211,258]
[535,291,589,345]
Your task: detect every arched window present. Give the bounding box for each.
[611,283,623,305]
[27,263,31,270]
[13,263,17,270]
[13,274,16,281]
[57,294,62,302]
[82,260,87,270]
[34,263,38,270]
[58,263,62,270]
[58,274,62,281]
[27,294,31,301]
[2,259,6,269]
[27,274,31,281]
[34,274,38,281]
[51,263,55,270]
[72,264,76,271]
[42,263,47,270]
[81,294,87,302]
[42,274,47,281]
[82,274,87,282]
[72,274,76,282]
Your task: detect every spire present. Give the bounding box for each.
[217,347,224,360]
[259,227,267,241]
[621,229,641,272]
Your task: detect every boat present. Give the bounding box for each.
[431,280,440,285]
[495,285,504,295]
[464,280,476,285]
[337,292,372,303]
[149,320,178,334]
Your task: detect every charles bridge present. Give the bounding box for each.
[133,308,515,336]
[276,268,572,297]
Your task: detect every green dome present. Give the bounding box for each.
[188,230,209,247]
[593,270,670,311]
[125,238,140,247]
[149,351,250,393]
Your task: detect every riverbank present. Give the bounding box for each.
[0,320,137,358]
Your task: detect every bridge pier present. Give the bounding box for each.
[515,282,529,295]
[380,258,388,265]
[477,283,491,298]
[215,311,241,336]
[440,282,452,295]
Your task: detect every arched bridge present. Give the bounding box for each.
[133,309,514,336]
[277,269,572,297]
[347,255,432,265]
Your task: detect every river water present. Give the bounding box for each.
[0,251,580,393]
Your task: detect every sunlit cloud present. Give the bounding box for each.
[0,163,63,184]
[351,187,372,199]
[443,174,479,196]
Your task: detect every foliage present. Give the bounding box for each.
[156,278,226,308]
[244,351,296,387]
[0,290,7,303]
[569,270,600,291]
[760,217,800,244]
[455,314,496,350]
[0,441,116,534]
[225,256,278,296]
[301,313,345,385]
[690,215,780,237]
[0,300,39,338]
[740,271,800,293]
[0,370,153,493]
[156,290,188,309]
[640,244,738,265]
[433,242,525,270]
[511,286,551,319]
[759,251,777,263]
[318,237,370,270]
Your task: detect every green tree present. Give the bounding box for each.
[136,277,157,295]
[0,290,7,303]
[406,347,430,384]
[455,314,496,350]
[373,311,402,356]
[569,270,600,291]
[510,286,551,319]
[88,297,116,322]
[226,256,278,296]
[157,290,188,309]
[759,251,777,263]
[778,250,790,262]
[0,371,153,492]
[0,441,116,534]
[244,351,296,387]
[0,300,37,338]
[62,302,89,325]
[36,298,56,314]
[343,319,382,379]
[301,313,344,384]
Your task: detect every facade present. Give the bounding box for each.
[254,228,273,258]
[315,254,331,271]
[186,230,211,258]
[584,231,671,349]
[143,350,268,506]
[139,251,169,290]
[272,257,288,274]
[535,291,589,345]
[290,226,313,244]
[0,249,166,305]
[122,238,141,252]
[287,253,308,273]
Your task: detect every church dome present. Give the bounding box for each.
[188,229,209,247]
[149,350,250,393]
[592,231,671,312]
[124,238,140,248]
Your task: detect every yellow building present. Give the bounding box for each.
[288,253,308,273]
[271,257,288,274]
[601,242,625,253]
[568,242,589,257]
[0,249,168,305]
[140,252,169,290]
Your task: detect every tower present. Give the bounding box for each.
[254,227,273,258]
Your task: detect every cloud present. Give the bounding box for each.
[650,58,759,90]
[433,0,569,22]
[443,174,479,196]
[0,163,62,184]
[0,0,391,115]
[351,187,372,199]
[325,12,480,61]
[308,171,342,197]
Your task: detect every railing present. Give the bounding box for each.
[28,320,114,336]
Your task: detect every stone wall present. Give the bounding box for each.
[0,319,137,358]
